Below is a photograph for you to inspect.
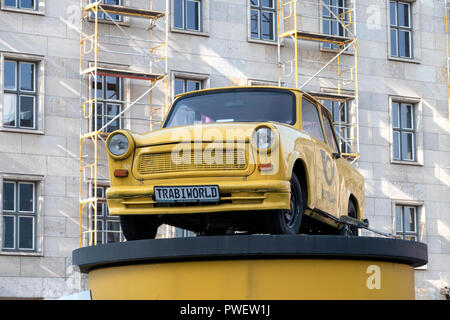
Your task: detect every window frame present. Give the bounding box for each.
[173,0,202,32]
[250,0,277,42]
[91,185,124,245]
[174,77,202,96]
[389,1,413,59]
[90,74,124,133]
[3,59,38,130]
[321,0,349,50]
[89,0,124,23]
[3,0,37,11]
[391,101,416,162]
[394,204,419,241]
[2,180,37,252]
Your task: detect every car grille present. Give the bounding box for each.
[138,149,247,175]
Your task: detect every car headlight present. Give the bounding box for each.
[107,132,130,158]
[252,126,275,151]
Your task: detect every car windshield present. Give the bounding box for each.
[164,89,296,128]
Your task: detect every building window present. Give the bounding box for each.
[392,102,415,161]
[92,186,124,245]
[90,0,123,22]
[390,1,413,58]
[174,0,201,31]
[4,0,37,10]
[3,60,37,129]
[395,205,418,241]
[174,77,202,96]
[2,181,36,251]
[250,0,276,41]
[322,0,349,49]
[322,100,351,153]
[91,75,123,133]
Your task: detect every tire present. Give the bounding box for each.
[266,173,304,235]
[342,200,358,236]
[119,215,160,241]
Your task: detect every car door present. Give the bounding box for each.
[319,106,340,217]
[300,97,337,214]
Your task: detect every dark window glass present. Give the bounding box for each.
[398,3,410,27]
[19,216,33,249]
[166,90,295,127]
[251,0,259,5]
[322,109,339,153]
[392,102,415,161]
[251,0,276,41]
[3,182,15,211]
[186,80,200,92]
[390,1,397,25]
[301,98,324,142]
[261,11,274,40]
[393,131,401,159]
[19,0,34,9]
[186,0,200,30]
[3,216,15,249]
[399,30,411,57]
[3,94,17,127]
[390,29,398,56]
[251,9,259,38]
[19,183,33,212]
[395,205,418,241]
[174,78,202,96]
[106,76,120,100]
[19,96,34,128]
[261,0,274,8]
[106,221,121,243]
[392,102,400,128]
[174,79,184,96]
[174,0,184,28]
[4,0,17,7]
[4,61,16,90]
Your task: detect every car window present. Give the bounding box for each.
[301,98,324,142]
[321,108,339,154]
[165,89,296,127]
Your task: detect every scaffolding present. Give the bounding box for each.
[79,0,169,246]
[447,0,450,133]
[277,0,359,161]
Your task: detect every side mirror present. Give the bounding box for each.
[332,152,341,159]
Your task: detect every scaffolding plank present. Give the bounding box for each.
[96,4,165,19]
[82,66,164,81]
[309,91,355,102]
[282,31,353,44]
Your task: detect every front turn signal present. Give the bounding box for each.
[258,163,273,172]
[114,169,129,177]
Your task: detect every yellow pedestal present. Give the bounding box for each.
[73,235,427,300]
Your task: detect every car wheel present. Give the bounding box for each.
[342,201,358,236]
[266,173,304,235]
[119,215,160,241]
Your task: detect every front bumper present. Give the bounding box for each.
[106,179,290,215]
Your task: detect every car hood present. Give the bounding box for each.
[130,122,283,147]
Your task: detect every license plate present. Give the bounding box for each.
[154,185,219,203]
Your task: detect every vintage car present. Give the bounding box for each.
[105,87,365,240]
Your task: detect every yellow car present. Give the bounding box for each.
[105,87,365,240]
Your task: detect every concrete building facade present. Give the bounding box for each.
[0,0,448,299]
